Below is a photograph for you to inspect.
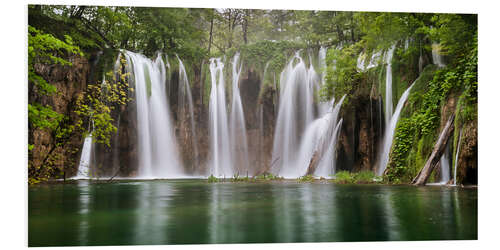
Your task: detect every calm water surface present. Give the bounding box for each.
[28,180,477,246]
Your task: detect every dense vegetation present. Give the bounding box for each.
[28,5,477,184]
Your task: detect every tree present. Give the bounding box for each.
[28,25,82,184]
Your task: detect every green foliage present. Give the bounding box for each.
[355,12,432,51]
[28,25,82,95]
[429,14,477,59]
[74,55,133,147]
[28,103,63,131]
[254,173,283,181]
[208,174,219,183]
[332,171,354,184]
[385,118,414,183]
[231,174,250,182]
[321,44,361,102]
[353,171,379,184]
[331,170,381,184]
[232,40,305,75]
[28,25,83,185]
[386,28,476,183]
[298,174,315,182]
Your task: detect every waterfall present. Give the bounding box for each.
[76,133,93,178]
[440,142,451,184]
[123,51,183,178]
[357,50,382,72]
[453,128,463,185]
[271,53,317,177]
[177,56,199,169]
[432,43,445,68]
[384,45,396,127]
[229,53,250,175]
[208,58,233,177]
[377,83,414,176]
[312,96,345,177]
[273,95,344,178]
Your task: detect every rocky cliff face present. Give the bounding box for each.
[337,93,384,173]
[457,120,477,185]
[29,55,90,178]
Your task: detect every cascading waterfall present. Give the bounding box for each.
[229,53,250,175]
[432,43,446,68]
[377,83,414,176]
[271,50,345,178]
[177,56,199,168]
[123,51,183,178]
[384,45,396,127]
[208,58,233,177]
[453,128,463,185]
[271,53,317,177]
[300,96,345,177]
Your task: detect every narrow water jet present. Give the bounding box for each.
[377,83,414,176]
[453,128,463,185]
[77,133,93,178]
[440,142,451,184]
[384,45,396,126]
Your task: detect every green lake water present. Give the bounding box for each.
[28,180,477,246]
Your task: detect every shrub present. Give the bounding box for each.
[354,171,377,184]
[332,171,354,184]
[298,174,315,182]
[207,174,218,183]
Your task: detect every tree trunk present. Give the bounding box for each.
[243,9,249,44]
[227,11,232,49]
[412,114,455,185]
[208,12,214,55]
[350,15,355,42]
[306,151,320,175]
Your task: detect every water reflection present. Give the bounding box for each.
[133,181,175,245]
[28,180,477,246]
[381,187,401,241]
[77,181,91,245]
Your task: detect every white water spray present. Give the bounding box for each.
[453,129,463,185]
[432,43,446,68]
[440,142,451,184]
[208,58,233,177]
[229,53,250,175]
[271,53,318,177]
[377,83,414,176]
[123,51,183,178]
[384,45,396,127]
[76,133,93,178]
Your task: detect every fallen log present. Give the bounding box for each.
[412,114,455,185]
